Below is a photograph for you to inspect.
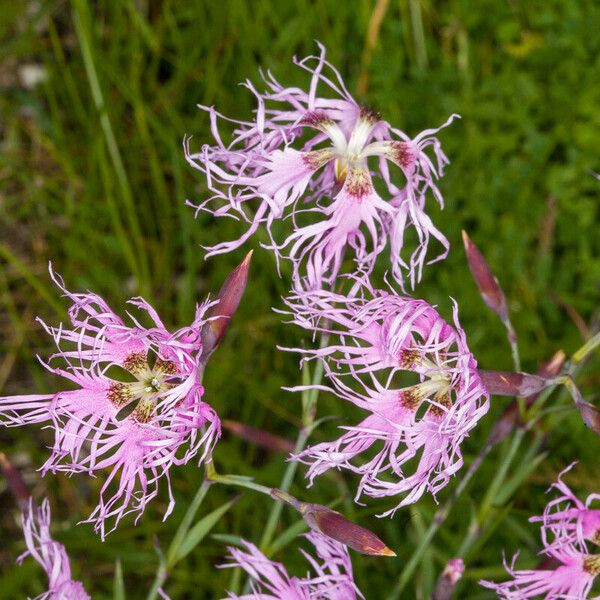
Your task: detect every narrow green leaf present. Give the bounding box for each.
[171,496,239,565]
[165,479,211,568]
[113,556,126,600]
[211,533,245,547]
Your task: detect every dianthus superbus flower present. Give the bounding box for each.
[480,547,600,599]
[481,465,600,599]
[0,269,220,537]
[18,498,90,600]
[530,463,600,550]
[283,287,489,515]
[186,43,457,290]
[220,532,363,599]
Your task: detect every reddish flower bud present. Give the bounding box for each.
[0,452,30,508]
[271,489,395,557]
[201,251,252,362]
[576,400,600,435]
[462,230,508,321]
[432,558,464,600]
[487,350,566,445]
[223,419,294,454]
[479,369,552,397]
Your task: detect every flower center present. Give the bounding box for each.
[303,106,380,187]
[396,345,455,415]
[107,352,178,423]
[399,364,453,416]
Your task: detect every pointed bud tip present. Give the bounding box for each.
[377,546,397,557]
[462,230,508,320]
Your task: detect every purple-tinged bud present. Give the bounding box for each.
[479,369,552,397]
[432,558,464,600]
[560,375,600,436]
[576,400,600,435]
[527,350,566,403]
[223,419,295,454]
[271,489,395,557]
[462,230,509,321]
[487,351,566,445]
[0,452,30,509]
[201,251,252,363]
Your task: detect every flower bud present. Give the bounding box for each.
[432,558,464,600]
[479,369,552,397]
[576,400,600,435]
[462,230,508,321]
[487,351,566,445]
[201,251,252,362]
[271,489,395,556]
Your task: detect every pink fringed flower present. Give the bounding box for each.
[283,287,489,515]
[18,498,90,600]
[481,549,599,599]
[185,43,458,290]
[481,465,600,599]
[529,462,600,550]
[0,269,220,537]
[220,532,363,599]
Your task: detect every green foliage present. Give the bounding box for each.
[0,1,599,598]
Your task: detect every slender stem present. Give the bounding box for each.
[571,331,600,366]
[207,471,273,496]
[259,335,329,553]
[503,317,521,372]
[259,427,310,552]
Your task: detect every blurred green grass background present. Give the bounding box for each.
[1,1,599,598]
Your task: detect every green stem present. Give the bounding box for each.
[503,317,521,372]
[259,337,328,553]
[259,426,310,552]
[571,331,600,366]
[206,463,273,496]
